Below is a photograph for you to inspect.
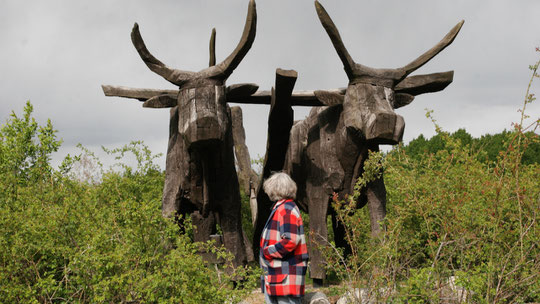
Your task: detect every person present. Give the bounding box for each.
[260,172,309,304]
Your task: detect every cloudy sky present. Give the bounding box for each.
[1,0,539,168]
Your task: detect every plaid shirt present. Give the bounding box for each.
[260,199,309,297]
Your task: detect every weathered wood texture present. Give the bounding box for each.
[102,0,258,268]
[102,69,454,108]
[231,106,259,195]
[209,28,216,67]
[252,1,462,281]
[249,183,258,226]
[252,68,296,252]
[101,85,177,101]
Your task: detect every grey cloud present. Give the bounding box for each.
[1,0,539,168]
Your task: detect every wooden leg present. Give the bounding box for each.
[367,173,387,237]
[307,190,329,281]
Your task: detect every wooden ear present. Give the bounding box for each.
[226,83,259,101]
[314,89,345,106]
[394,93,415,109]
[143,94,177,108]
[395,71,454,96]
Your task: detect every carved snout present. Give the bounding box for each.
[364,112,405,144]
[343,83,405,145]
[345,109,405,145]
[178,85,228,149]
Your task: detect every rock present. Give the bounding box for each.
[303,291,331,304]
[336,288,372,304]
[447,276,470,302]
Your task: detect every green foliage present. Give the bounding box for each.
[324,53,540,303]
[0,101,62,204]
[404,128,540,165]
[0,103,259,303]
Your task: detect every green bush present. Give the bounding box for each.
[0,102,259,303]
[324,54,540,303]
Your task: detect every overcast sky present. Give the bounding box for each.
[1,0,539,169]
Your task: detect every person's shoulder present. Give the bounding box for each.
[282,200,301,215]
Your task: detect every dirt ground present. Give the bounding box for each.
[240,287,341,304]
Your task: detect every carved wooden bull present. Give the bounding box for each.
[253,1,464,282]
[102,0,258,267]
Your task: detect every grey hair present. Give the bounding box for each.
[263,172,297,201]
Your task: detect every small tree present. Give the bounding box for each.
[0,101,61,203]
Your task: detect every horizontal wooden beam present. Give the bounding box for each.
[102,85,177,101]
[103,71,452,109]
[227,90,326,106]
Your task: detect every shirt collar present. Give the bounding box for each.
[272,199,293,210]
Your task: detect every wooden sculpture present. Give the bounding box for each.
[101,0,463,283]
[253,1,464,282]
[102,0,257,267]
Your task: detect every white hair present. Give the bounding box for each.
[263,172,297,201]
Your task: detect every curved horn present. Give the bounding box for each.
[209,28,216,67]
[210,0,257,79]
[400,20,464,78]
[131,23,194,86]
[315,1,356,80]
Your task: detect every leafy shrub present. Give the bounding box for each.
[324,53,540,303]
[0,102,259,303]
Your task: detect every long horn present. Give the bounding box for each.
[131,23,194,86]
[315,0,356,80]
[399,20,464,78]
[210,0,257,79]
[209,28,216,67]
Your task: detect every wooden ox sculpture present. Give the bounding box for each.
[102,0,257,267]
[253,1,464,283]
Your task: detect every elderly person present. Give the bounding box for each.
[260,172,309,304]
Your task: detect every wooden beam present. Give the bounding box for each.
[253,68,297,252]
[101,85,177,101]
[227,90,328,106]
[102,84,346,107]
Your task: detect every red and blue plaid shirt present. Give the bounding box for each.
[260,199,309,297]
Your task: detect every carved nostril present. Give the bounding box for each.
[365,112,401,144]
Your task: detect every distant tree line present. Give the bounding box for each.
[401,128,540,165]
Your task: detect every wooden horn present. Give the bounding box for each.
[399,20,464,78]
[210,0,257,79]
[209,28,216,67]
[131,23,195,86]
[314,0,356,80]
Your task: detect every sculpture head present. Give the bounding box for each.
[131,0,256,150]
[315,1,463,145]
